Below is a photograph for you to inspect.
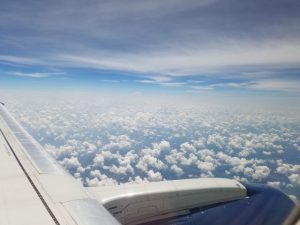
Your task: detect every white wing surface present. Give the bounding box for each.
[0,103,121,225]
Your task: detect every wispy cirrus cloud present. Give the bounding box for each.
[0,55,44,66]
[0,0,299,94]
[0,0,299,74]
[248,79,300,92]
[53,40,300,75]
[11,72,50,78]
[9,71,65,78]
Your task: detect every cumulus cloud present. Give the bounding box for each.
[197,161,215,176]
[4,93,300,198]
[93,154,105,167]
[179,153,198,167]
[251,166,271,181]
[103,135,134,154]
[127,176,149,184]
[180,142,196,154]
[267,181,281,189]
[147,170,163,182]
[276,161,300,176]
[60,156,81,170]
[243,167,254,177]
[136,154,167,172]
[288,174,300,187]
[109,164,134,175]
[170,164,184,176]
[289,195,298,203]
[154,140,171,153]
[207,134,226,150]
[88,170,118,187]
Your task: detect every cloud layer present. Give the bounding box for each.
[3,92,300,200]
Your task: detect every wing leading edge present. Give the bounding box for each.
[0,103,121,225]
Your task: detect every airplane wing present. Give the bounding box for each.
[0,103,121,225]
[0,103,297,225]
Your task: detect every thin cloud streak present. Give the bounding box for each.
[0,0,299,75]
[54,40,300,75]
[12,72,50,78]
[249,80,300,92]
[0,0,299,94]
[10,71,64,78]
[1,39,300,76]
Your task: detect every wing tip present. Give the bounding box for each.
[0,102,5,106]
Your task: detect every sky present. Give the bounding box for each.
[0,0,299,203]
[0,0,300,98]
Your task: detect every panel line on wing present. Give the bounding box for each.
[0,105,63,174]
[0,128,61,225]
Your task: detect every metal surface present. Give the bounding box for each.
[0,126,56,225]
[64,199,122,225]
[0,105,62,174]
[89,178,246,224]
[0,104,121,225]
[142,184,296,225]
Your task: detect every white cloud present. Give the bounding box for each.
[82,141,97,153]
[77,166,85,173]
[192,138,206,149]
[207,134,225,149]
[12,72,51,78]
[60,156,81,170]
[9,71,64,78]
[154,140,171,153]
[217,152,253,168]
[262,151,271,156]
[170,164,184,176]
[276,161,300,175]
[165,149,179,165]
[93,154,105,167]
[228,136,245,150]
[288,174,300,187]
[238,149,252,157]
[119,151,138,166]
[53,40,300,76]
[249,79,300,92]
[197,161,215,174]
[85,177,100,187]
[109,164,134,175]
[103,135,134,153]
[0,55,44,66]
[147,170,163,182]
[5,93,300,199]
[45,144,77,160]
[267,181,281,189]
[89,170,118,186]
[136,154,167,172]
[244,167,254,177]
[252,166,271,181]
[180,142,196,153]
[90,170,102,179]
[179,153,198,166]
[288,195,298,203]
[127,176,149,184]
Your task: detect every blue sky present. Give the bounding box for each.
[0,0,300,96]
